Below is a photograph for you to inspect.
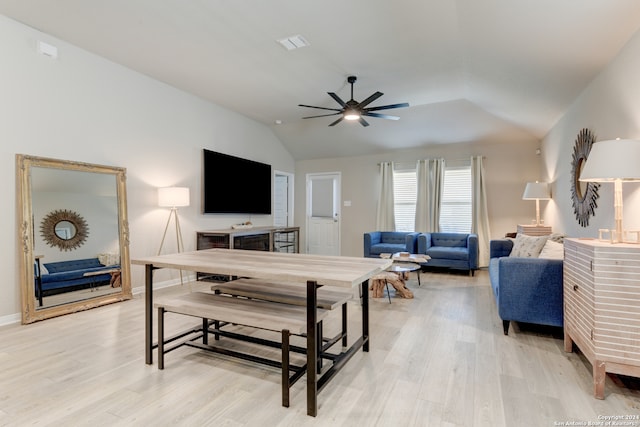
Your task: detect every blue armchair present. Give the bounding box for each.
[417,232,479,276]
[363,231,419,258]
[489,239,564,335]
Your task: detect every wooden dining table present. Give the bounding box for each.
[132,248,391,416]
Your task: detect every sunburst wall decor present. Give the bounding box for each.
[570,128,600,227]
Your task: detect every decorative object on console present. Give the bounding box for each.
[231,221,253,229]
[579,138,640,243]
[570,128,600,227]
[522,181,551,226]
[157,186,190,284]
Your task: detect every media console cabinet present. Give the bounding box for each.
[563,238,640,399]
[196,226,299,280]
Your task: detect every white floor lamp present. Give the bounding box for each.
[157,186,190,284]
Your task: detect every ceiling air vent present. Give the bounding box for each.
[277,34,310,51]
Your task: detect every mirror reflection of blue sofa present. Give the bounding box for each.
[417,232,479,276]
[363,231,419,258]
[36,258,120,302]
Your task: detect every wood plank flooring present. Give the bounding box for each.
[1,270,639,426]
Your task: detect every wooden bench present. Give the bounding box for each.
[210,277,354,309]
[155,291,329,407]
[211,278,354,351]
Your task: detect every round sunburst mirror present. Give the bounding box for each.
[40,209,89,251]
[570,128,600,227]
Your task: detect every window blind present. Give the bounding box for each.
[439,166,472,233]
[393,170,417,232]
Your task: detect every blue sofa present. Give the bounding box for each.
[39,258,119,295]
[363,231,419,258]
[417,232,479,276]
[489,239,563,335]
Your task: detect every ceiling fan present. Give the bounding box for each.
[299,76,409,127]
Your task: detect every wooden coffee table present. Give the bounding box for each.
[372,253,430,302]
[382,253,430,286]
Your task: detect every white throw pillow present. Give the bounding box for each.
[509,234,548,258]
[98,252,120,266]
[538,239,564,260]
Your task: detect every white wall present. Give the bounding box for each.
[0,16,295,321]
[541,27,640,237]
[295,138,543,258]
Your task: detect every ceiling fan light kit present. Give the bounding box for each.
[344,109,360,120]
[299,76,409,127]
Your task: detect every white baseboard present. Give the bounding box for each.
[0,313,21,327]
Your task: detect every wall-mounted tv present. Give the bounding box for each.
[203,149,272,215]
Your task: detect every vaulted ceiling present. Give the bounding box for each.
[2,1,640,160]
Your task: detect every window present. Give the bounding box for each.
[393,169,417,232]
[439,166,472,233]
[393,163,472,233]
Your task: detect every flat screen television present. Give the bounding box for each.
[203,149,272,214]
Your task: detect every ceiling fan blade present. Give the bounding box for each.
[328,92,348,108]
[359,117,370,127]
[364,102,410,112]
[298,104,343,112]
[329,117,344,127]
[363,112,400,120]
[357,91,383,109]
[302,112,342,119]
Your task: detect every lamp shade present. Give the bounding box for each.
[522,182,551,200]
[158,187,190,207]
[579,139,640,182]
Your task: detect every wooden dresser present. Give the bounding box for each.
[563,238,640,399]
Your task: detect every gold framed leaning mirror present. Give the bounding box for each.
[17,154,132,324]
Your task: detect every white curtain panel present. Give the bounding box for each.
[471,156,491,267]
[415,158,444,232]
[376,161,396,231]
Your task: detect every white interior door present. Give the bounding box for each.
[306,172,340,255]
[274,171,293,227]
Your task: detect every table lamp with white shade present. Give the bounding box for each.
[522,181,551,226]
[158,186,190,284]
[579,138,640,243]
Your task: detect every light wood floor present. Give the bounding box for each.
[1,270,639,426]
